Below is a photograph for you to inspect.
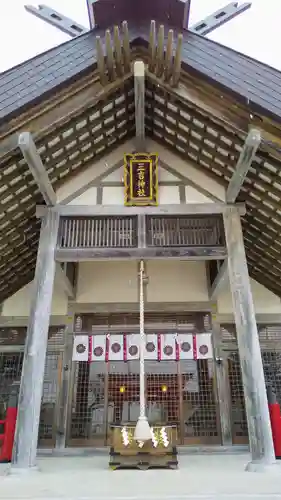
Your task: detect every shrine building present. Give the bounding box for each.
[0,0,281,470]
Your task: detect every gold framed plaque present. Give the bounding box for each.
[124,153,158,206]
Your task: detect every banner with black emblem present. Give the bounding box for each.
[124,153,158,206]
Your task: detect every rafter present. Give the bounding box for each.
[208,260,228,301]
[55,263,75,299]
[18,132,56,206]
[226,129,261,202]
[0,72,133,159]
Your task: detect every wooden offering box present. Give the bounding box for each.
[109,424,178,470]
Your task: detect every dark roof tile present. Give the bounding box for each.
[1,23,281,123]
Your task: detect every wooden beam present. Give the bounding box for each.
[217,313,281,324]
[226,129,261,202]
[134,60,145,151]
[11,209,59,470]
[55,263,75,299]
[36,202,246,218]
[209,260,228,301]
[18,132,56,206]
[55,246,227,262]
[223,206,276,471]
[0,315,67,327]
[69,301,213,314]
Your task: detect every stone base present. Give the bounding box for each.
[8,464,40,476]
[245,460,281,473]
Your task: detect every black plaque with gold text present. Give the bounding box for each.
[124,153,158,206]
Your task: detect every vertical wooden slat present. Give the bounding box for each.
[172,34,183,87]
[149,20,156,72]
[96,36,107,86]
[70,219,75,248]
[113,25,123,77]
[122,21,131,73]
[87,219,91,248]
[156,25,165,78]
[164,29,174,82]
[62,219,67,248]
[74,220,79,248]
[90,219,95,247]
[105,30,115,82]
[104,363,109,445]
[83,219,87,248]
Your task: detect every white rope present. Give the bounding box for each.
[139,259,145,418]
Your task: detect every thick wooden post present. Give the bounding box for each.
[12,209,59,470]
[223,206,276,471]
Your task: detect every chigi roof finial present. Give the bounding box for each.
[25,1,251,37]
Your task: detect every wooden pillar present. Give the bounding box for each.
[211,306,232,446]
[12,209,59,470]
[223,206,275,471]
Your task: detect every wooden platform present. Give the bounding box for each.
[109,424,178,470]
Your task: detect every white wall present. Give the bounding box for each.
[101,184,181,205]
[76,261,139,303]
[76,261,208,304]
[2,276,68,317]
[68,187,97,205]
[76,260,281,314]
[146,261,209,302]
[218,277,281,315]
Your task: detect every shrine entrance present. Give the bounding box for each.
[68,313,220,446]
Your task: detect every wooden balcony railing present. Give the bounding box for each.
[56,214,226,261]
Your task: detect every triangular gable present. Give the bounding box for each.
[62,139,225,205]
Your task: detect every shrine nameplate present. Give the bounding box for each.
[124,153,158,206]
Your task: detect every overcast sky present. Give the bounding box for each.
[0,0,279,73]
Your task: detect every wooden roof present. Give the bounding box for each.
[1,20,281,301]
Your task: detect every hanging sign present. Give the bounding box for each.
[124,152,158,206]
